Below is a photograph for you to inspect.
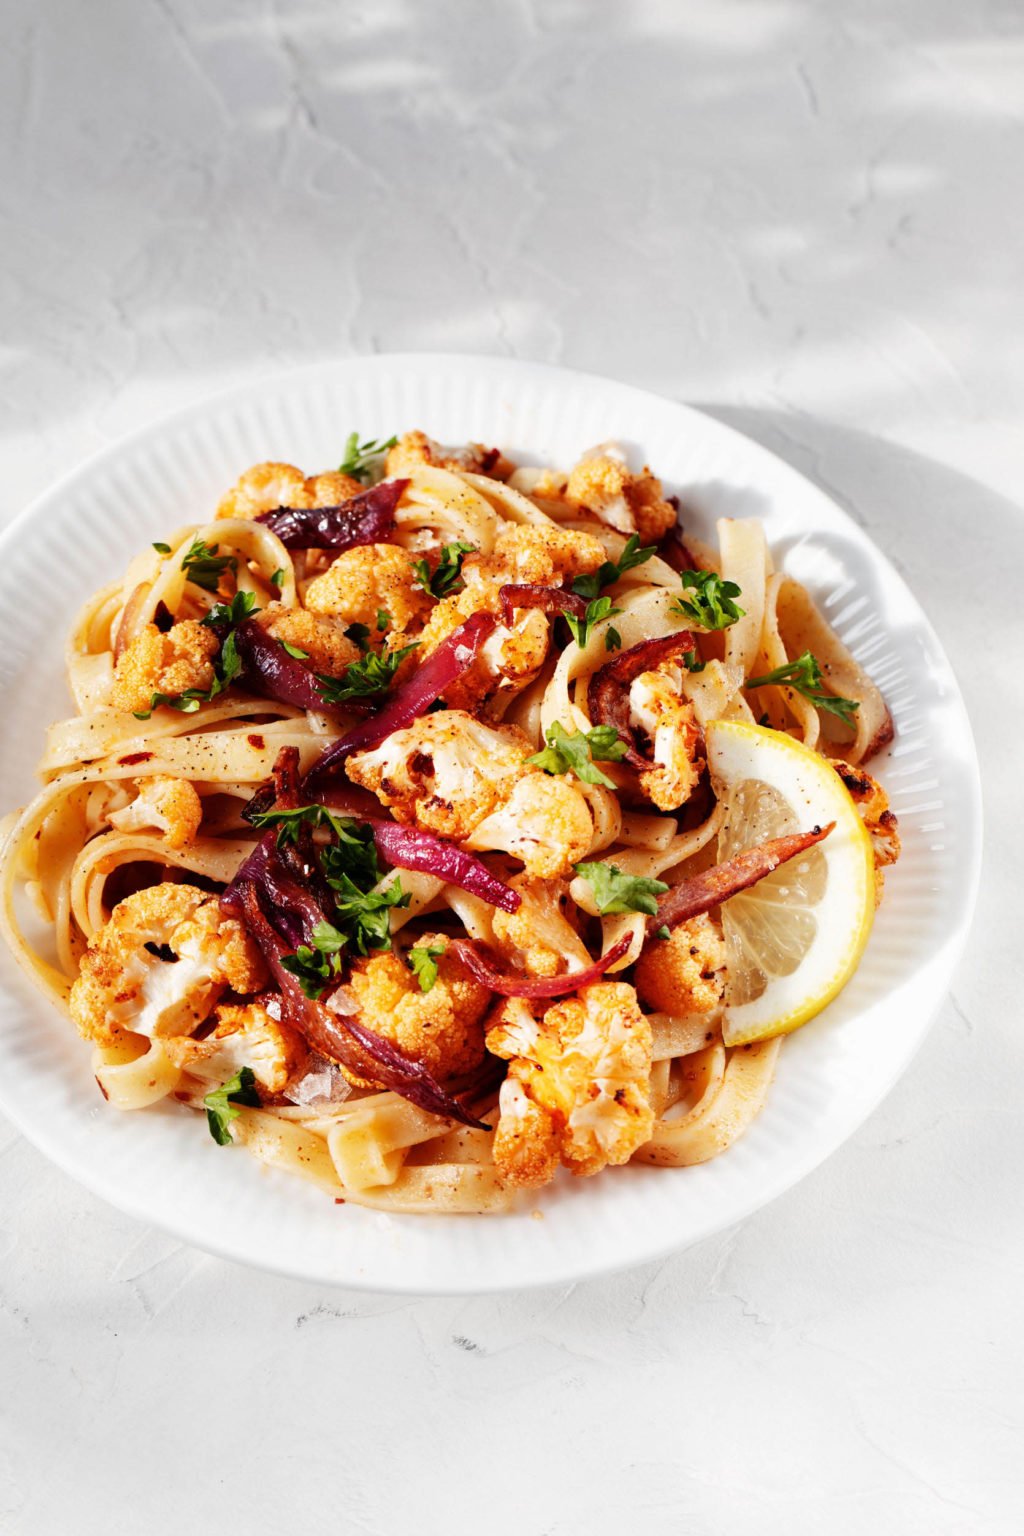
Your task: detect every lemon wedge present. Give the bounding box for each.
[706,720,876,1047]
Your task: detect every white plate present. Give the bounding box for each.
[0,355,981,1293]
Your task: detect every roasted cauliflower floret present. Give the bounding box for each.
[346,711,530,841]
[384,431,510,479]
[834,760,901,902]
[416,589,550,713]
[109,620,219,714]
[254,602,361,676]
[491,875,593,978]
[108,776,203,850]
[566,451,677,543]
[628,663,705,810]
[217,461,363,520]
[69,883,267,1048]
[344,934,490,1088]
[163,1000,307,1093]
[487,981,654,1186]
[463,522,607,592]
[464,773,594,879]
[304,542,432,634]
[634,913,727,1016]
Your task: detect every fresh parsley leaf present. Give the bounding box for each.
[573,861,669,917]
[655,924,671,940]
[408,943,445,994]
[376,609,391,632]
[180,537,237,593]
[327,872,409,955]
[133,628,243,719]
[338,432,398,483]
[270,568,285,590]
[200,590,259,628]
[746,650,860,725]
[528,721,627,789]
[152,541,172,555]
[605,626,622,652]
[681,649,706,674]
[204,1066,260,1145]
[316,642,420,704]
[413,541,477,599]
[345,622,372,652]
[280,921,348,999]
[565,595,622,650]
[571,534,657,601]
[671,569,745,630]
[280,639,309,659]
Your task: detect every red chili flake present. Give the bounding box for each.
[95,1076,109,1101]
[247,733,266,749]
[118,751,154,766]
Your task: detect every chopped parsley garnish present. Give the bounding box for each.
[152,541,172,555]
[528,722,627,789]
[133,628,243,719]
[326,871,409,955]
[204,1066,260,1145]
[339,432,398,483]
[573,862,669,917]
[565,595,623,650]
[681,649,706,673]
[376,609,391,632]
[571,534,657,601]
[180,537,237,593]
[671,570,745,630]
[280,920,348,999]
[280,639,309,659]
[200,590,259,629]
[605,626,622,652]
[413,541,477,599]
[408,944,445,994]
[655,925,671,941]
[270,568,285,590]
[316,641,420,704]
[746,650,860,725]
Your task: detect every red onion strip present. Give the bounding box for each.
[368,820,520,914]
[648,824,835,937]
[233,620,340,714]
[304,609,498,788]
[255,479,408,550]
[498,583,587,628]
[449,933,632,998]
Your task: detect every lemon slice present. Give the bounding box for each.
[706,720,875,1047]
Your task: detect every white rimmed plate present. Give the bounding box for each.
[0,355,981,1293]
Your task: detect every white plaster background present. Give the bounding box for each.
[1,2,1022,1532]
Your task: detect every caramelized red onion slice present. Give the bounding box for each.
[448,933,632,998]
[368,821,520,913]
[646,823,835,938]
[233,620,339,714]
[657,529,701,575]
[238,884,489,1130]
[254,478,408,550]
[304,609,498,788]
[498,583,587,628]
[587,630,698,770]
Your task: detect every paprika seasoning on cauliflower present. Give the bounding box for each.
[486,982,655,1187]
[69,883,267,1047]
[109,621,219,715]
[163,1000,306,1094]
[108,776,203,850]
[566,450,678,543]
[634,913,727,1017]
[304,543,433,635]
[217,461,364,521]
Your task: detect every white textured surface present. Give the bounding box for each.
[0,2,1021,1532]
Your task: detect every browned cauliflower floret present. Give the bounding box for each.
[346,711,531,841]
[634,913,727,1016]
[415,589,550,713]
[108,776,203,850]
[254,602,361,676]
[69,883,267,1048]
[217,462,363,520]
[465,773,594,880]
[304,543,432,634]
[109,621,219,714]
[491,874,594,978]
[343,933,491,1088]
[385,431,511,479]
[463,523,607,591]
[486,981,654,1187]
[834,760,901,902]
[163,1000,307,1093]
[566,452,677,543]
[628,662,705,810]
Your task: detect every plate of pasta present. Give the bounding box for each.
[0,356,980,1292]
